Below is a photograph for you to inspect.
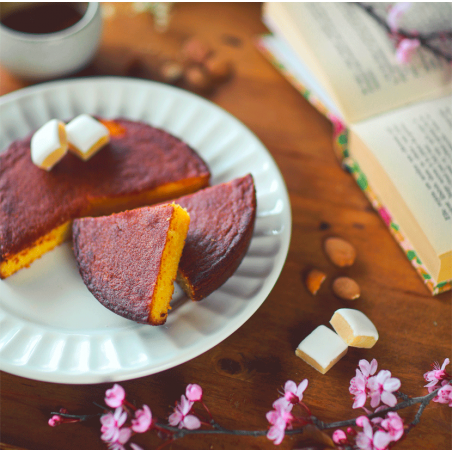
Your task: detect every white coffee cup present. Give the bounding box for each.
[0,2,102,80]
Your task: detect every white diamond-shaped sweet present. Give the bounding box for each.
[295,325,348,374]
[30,119,68,171]
[66,114,110,161]
[330,308,379,348]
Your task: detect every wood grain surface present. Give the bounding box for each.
[1,3,451,450]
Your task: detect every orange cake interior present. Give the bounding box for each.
[0,222,73,279]
[150,204,191,324]
[0,179,206,280]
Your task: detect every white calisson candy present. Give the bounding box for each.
[295,325,348,374]
[30,119,68,170]
[330,308,379,349]
[66,114,110,161]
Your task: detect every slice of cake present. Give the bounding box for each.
[0,118,209,279]
[72,204,190,325]
[171,174,256,301]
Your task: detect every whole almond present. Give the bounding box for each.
[204,55,233,81]
[305,269,327,295]
[160,61,183,83]
[332,277,361,300]
[184,66,212,91]
[324,237,356,267]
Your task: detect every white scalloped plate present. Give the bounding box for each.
[0,77,291,384]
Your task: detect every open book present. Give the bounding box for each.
[259,2,452,294]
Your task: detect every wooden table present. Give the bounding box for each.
[1,3,450,450]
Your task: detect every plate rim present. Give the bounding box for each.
[0,76,292,384]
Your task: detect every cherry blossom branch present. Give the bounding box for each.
[355,2,452,63]
[310,379,452,432]
[371,382,451,423]
[155,422,268,437]
[50,380,449,437]
[50,412,99,421]
[48,359,452,449]
[395,391,411,401]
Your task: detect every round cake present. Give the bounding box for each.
[0,118,210,278]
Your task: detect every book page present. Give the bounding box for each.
[259,33,342,119]
[264,2,452,124]
[351,96,452,257]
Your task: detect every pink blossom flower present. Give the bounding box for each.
[380,412,404,441]
[332,429,347,445]
[387,2,412,32]
[350,359,378,409]
[266,398,294,445]
[168,395,201,430]
[367,370,401,408]
[48,414,62,427]
[355,416,391,450]
[355,416,375,449]
[105,384,126,408]
[396,38,420,64]
[424,358,450,388]
[283,379,308,405]
[267,416,287,445]
[350,370,368,409]
[107,427,132,450]
[186,384,203,402]
[359,359,378,378]
[433,383,452,406]
[101,407,127,443]
[267,397,293,425]
[131,404,152,433]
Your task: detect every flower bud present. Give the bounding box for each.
[105,384,126,408]
[186,384,203,402]
[48,415,62,427]
[332,429,347,444]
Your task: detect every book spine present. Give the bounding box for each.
[256,35,451,295]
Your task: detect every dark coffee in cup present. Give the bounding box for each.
[0,2,87,35]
